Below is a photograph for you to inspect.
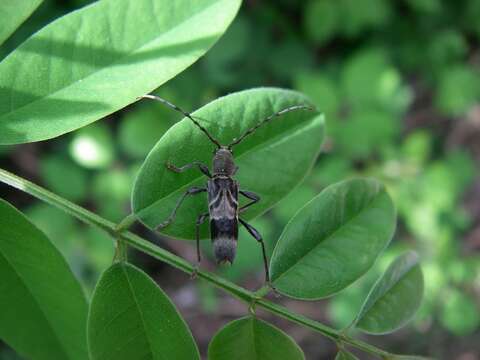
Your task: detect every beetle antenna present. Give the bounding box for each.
[228,104,314,148]
[141,94,222,148]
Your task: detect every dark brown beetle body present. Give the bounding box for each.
[208,175,239,264]
[142,94,312,283]
[208,148,240,264]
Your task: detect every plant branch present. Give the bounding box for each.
[0,167,391,358]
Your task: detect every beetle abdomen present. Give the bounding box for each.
[212,236,237,265]
[207,177,239,264]
[211,218,238,264]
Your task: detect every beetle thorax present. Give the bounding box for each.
[212,147,236,176]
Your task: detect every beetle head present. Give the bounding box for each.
[213,237,237,265]
[212,147,237,176]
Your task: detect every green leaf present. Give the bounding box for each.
[335,349,359,360]
[88,262,199,360]
[118,103,177,159]
[270,178,396,300]
[0,198,88,360]
[202,16,252,87]
[355,251,424,334]
[132,88,324,238]
[39,155,88,202]
[338,0,391,37]
[268,42,314,82]
[294,71,340,118]
[81,227,115,275]
[91,168,133,221]
[439,288,480,336]
[0,0,42,45]
[331,109,399,158]
[435,65,480,116]
[0,0,241,144]
[208,316,304,360]
[405,0,441,13]
[427,30,467,70]
[24,203,79,264]
[303,0,339,45]
[341,48,411,113]
[273,184,317,224]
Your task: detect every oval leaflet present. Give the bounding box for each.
[270,178,396,300]
[132,87,324,239]
[88,262,200,360]
[355,251,424,334]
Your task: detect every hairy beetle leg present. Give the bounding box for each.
[239,190,260,213]
[155,186,206,230]
[165,161,212,178]
[239,218,271,284]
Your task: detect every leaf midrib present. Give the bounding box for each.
[272,188,386,284]
[1,0,224,119]
[250,318,259,360]
[121,264,155,360]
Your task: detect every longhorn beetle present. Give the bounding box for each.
[142,94,312,283]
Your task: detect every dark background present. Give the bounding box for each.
[1,0,479,359]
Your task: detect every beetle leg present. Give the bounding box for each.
[195,212,209,264]
[239,218,270,283]
[190,212,209,280]
[239,190,260,213]
[156,187,206,230]
[166,161,212,178]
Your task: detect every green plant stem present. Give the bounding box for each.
[0,167,391,359]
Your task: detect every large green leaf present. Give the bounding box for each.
[270,178,396,299]
[355,251,424,334]
[0,198,88,360]
[88,262,199,360]
[208,316,304,360]
[0,0,42,45]
[132,88,324,238]
[0,0,241,144]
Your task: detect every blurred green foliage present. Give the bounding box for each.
[0,1,479,354]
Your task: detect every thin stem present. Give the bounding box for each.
[0,167,391,358]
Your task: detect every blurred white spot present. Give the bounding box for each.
[71,136,100,166]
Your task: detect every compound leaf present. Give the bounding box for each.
[355,251,424,334]
[208,316,304,360]
[270,178,396,300]
[0,0,241,144]
[88,262,199,360]
[132,87,324,238]
[0,198,88,360]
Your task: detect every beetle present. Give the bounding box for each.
[142,94,312,283]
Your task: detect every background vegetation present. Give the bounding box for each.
[1,0,479,359]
